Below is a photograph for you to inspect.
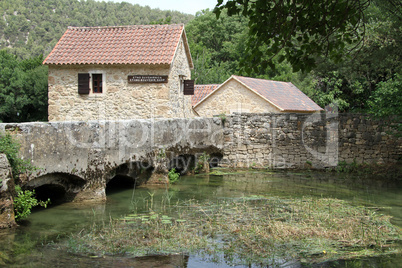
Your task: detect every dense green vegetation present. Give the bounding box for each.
[214,0,369,73]
[0,0,400,122]
[0,51,47,122]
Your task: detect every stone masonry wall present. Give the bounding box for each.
[195,79,280,117]
[221,113,401,169]
[0,154,16,228]
[48,37,194,121]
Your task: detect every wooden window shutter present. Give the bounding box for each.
[183,80,195,95]
[78,73,90,94]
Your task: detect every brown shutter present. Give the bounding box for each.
[78,73,90,94]
[183,80,195,95]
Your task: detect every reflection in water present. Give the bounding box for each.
[0,171,401,267]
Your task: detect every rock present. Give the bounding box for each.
[0,154,16,228]
[147,173,169,185]
[146,160,169,185]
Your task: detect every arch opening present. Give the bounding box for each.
[209,153,223,168]
[34,184,67,205]
[168,154,195,175]
[25,172,86,205]
[106,161,154,194]
[106,175,136,194]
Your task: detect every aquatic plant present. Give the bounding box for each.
[168,168,180,184]
[66,196,401,265]
[194,152,210,174]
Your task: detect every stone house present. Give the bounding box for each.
[192,75,323,116]
[43,24,195,121]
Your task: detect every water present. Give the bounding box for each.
[1,170,401,267]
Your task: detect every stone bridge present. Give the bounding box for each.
[1,113,400,204]
[0,118,224,203]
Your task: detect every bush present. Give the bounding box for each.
[13,185,50,221]
[168,168,180,184]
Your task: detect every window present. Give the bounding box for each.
[78,73,103,94]
[92,73,103,93]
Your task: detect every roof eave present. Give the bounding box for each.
[44,62,172,67]
[181,27,194,69]
[282,109,324,113]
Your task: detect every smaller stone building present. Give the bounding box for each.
[192,75,323,117]
[43,24,195,121]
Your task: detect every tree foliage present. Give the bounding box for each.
[368,74,401,117]
[0,50,48,122]
[214,0,370,73]
[186,9,248,84]
[305,0,402,112]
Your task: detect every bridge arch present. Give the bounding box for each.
[24,172,86,204]
[105,161,154,193]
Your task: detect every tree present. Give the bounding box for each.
[214,0,370,73]
[0,50,48,122]
[186,9,248,84]
[368,74,402,117]
[303,0,402,112]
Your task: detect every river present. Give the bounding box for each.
[1,170,401,267]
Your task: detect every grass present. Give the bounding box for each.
[66,196,401,265]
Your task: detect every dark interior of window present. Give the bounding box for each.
[92,73,102,93]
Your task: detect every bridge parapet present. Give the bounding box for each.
[0,118,224,201]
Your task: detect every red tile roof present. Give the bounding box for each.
[192,84,220,106]
[43,24,193,67]
[194,75,323,112]
[233,76,322,112]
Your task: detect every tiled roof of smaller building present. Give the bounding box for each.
[43,24,193,67]
[192,84,220,106]
[193,75,322,112]
[233,76,322,112]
